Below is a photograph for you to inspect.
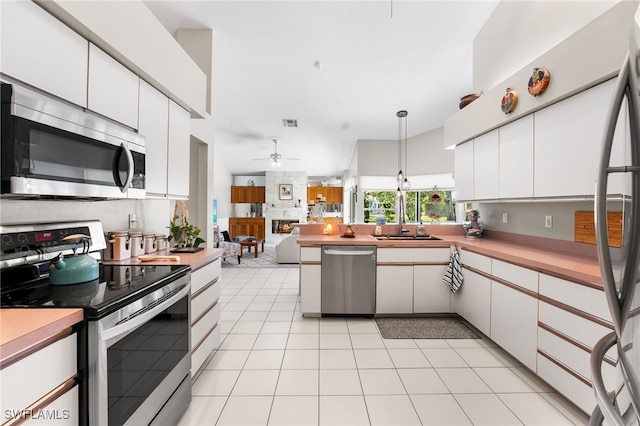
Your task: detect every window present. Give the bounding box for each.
[364,190,456,223]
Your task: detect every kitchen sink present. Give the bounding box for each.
[373,234,441,240]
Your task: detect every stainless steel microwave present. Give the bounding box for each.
[0,79,145,199]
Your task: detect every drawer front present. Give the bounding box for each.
[192,280,221,320]
[539,301,614,353]
[492,259,538,292]
[192,259,221,294]
[192,326,221,377]
[537,327,616,388]
[300,247,321,262]
[537,353,596,414]
[1,334,77,416]
[459,250,491,273]
[24,385,79,426]
[539,274,611,322]
[490,281,538,371]
[192,301,221,349]
[377,248,450,263]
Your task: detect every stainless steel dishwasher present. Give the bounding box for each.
[321,245,377,316]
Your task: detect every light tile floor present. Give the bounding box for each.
[179,266,590,426]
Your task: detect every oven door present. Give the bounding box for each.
[87,275,191,426]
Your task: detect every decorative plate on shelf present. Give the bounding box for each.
[501,88,518,114]
[458,92,482,109]
[528,68,550,96]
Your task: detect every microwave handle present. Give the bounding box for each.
[120,142,134,193]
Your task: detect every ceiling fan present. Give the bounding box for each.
[252,139,300,167]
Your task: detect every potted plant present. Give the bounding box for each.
[168,201,205,251]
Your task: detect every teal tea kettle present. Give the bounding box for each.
[49,234,100,285]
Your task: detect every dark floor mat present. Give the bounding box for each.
[375,316,480,339]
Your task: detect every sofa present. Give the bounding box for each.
[276,227,300,264]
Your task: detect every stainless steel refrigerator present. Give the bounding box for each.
[591,5,640,425]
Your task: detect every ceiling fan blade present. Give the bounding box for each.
[252,158,270,161]
[284,157,302,161]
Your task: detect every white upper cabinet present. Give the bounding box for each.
[138,80,169,198]
[454,140,474,201]
[456,78,627,201]
[167,101,191,199]
[473,129,499,200]
[499,115,534,198]
[534,79,617,198]
[0,1,88,107]
[88,44,139,129]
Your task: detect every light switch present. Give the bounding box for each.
[545,215,553,228]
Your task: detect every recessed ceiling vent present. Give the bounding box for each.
[282,119,298,128]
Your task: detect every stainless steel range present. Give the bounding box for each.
[0,220,191,426]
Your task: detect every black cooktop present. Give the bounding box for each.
[0,263,190,319]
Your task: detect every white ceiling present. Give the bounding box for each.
[144,1,499,178]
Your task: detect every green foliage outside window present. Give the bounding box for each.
[363,190,455,223]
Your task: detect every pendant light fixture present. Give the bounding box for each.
[396,110,411,191]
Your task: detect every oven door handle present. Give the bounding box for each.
[102,283,190,345]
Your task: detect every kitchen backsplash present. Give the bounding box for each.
[0,198,173,235]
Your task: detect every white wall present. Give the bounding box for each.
[446,1,636,148]
[473,1,620,92]
[356,126,453,177]
[350,126,454,222]
[212,145,233,232]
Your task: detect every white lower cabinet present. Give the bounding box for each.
[537,273,616,414]
[536,353,600,415]
[300,247,321,315]
[0,333,78,424]
[376,265,414,314]
[300,264,321,314]
[452,268,491,336]
[490,281,538,370]
[413,264,451,313]
[190,258,221,378]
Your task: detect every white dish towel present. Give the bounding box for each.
[443,248,464,294]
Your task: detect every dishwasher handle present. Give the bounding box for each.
[323,249,375,256]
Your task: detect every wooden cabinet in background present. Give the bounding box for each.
[231,186,266,203]
[228,217,265,240]
[323,217,343,225]
[307,186,343,204]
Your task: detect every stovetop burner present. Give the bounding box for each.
[1,263,190,319]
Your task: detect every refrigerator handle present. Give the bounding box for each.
[595,52,630,337]
[590,332,624,425]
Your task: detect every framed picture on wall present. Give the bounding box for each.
[279,184,293,200]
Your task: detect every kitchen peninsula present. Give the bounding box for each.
[297,223,611,414]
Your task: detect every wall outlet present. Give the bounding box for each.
[545,215,553,228]
[129,213,138,230]
[502,213,508,224]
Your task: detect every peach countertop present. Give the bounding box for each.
[1,308,83,368]
[1,248,222,368]
[102,247,223,272]
[298,233,603,289]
